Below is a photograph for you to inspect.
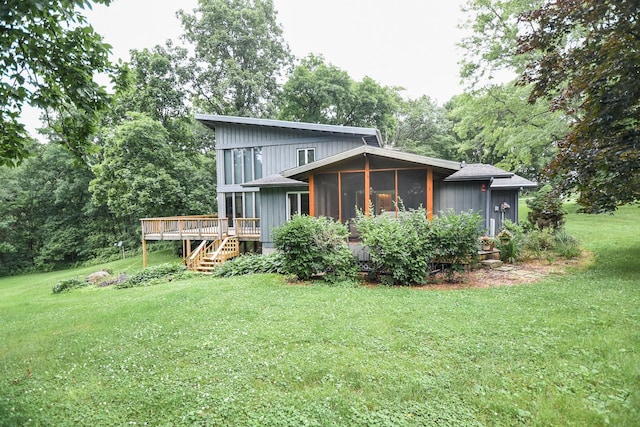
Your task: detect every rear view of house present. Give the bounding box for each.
[141,115,536,268]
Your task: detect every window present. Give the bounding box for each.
[223,148,263,184]
[297,148,315,166]
[286,192,309,219]
[225,192,261,226]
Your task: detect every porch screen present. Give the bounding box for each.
[398,169,427,210]
[341,172,365,223]
[314,173,339,220]
[370,171,396,215]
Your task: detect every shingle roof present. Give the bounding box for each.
[195,114,383,146]
[444,163,513,181]
[242,174,308,188]
[491,174,537,189]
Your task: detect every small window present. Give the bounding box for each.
[287,192,310,219]
[297,148,315,166]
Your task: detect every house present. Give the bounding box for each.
[140,115,536,270]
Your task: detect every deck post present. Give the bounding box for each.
[142,239,148,268]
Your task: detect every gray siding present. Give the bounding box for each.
[258,187,295,249]
[490,190,519,229]
[434,181,488,218]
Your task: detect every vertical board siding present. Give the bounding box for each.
[434,181,487,217]
[490,190,519,228]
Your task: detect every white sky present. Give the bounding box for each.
[25,0,470,137]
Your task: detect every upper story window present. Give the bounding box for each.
[297,148,315,166]
[224,147,262,185]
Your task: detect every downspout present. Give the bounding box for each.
[485,177,493,234]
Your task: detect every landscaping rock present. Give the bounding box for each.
[87,270,111,285]
[481,259,503,269]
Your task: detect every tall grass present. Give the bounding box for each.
[1,205,638,426]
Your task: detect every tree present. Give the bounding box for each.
[518,0,640,213]
[1,0,113,166]
[279,54,401,137]
[448,82,567,178]
[391,95,457,160]
[177,0,292,117]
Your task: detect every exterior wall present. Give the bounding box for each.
[489,190,519,230]
[258,187,289,250]
[215,123,364,230]
[434,180,488,219]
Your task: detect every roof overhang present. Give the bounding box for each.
[444,163,513,181]
[282,145,462,178]
[242,174,309,188]
[195,114,383,146]
[490,175,538,190]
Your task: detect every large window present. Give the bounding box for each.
[224,148,262,184]
[286,192,309,219]
[297,148,315,166]
[225,192,261,225]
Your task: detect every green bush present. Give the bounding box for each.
[356,208,482,285]
[115,263,188,289]
[429,210,483,280]
[212,253,284,277]
[553,228,582,259]
[521,228,581,260]
[356,207,433,285]
[52,277,88,294]
[527,184,566,230]
[272,215,357,282]
[495,220,524,263]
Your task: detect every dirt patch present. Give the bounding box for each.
[410,253,592,290]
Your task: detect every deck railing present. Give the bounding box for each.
[141,216,260,241]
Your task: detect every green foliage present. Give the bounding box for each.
[448,83,567,178]
[114,263,188,289]
[212,253,284,277]
[553,228,581,259]
[429,210,484,280]
[177,0,292,116]
[1,0,113,166]
[279,54,401,137]
[52,277,88,294]
[391,95,457,160]
[526,184,566,230]
[356,208,482,285]
[518,0,640,213]
[272,215,357,282]
[356,207,433,285]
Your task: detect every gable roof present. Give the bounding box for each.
[282,145,462,178]
[195,114,383,146]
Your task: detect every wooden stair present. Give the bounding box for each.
[186,236,240,273]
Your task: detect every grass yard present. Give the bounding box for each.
[1,205,639,426]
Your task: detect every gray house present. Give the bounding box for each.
[140,115,536,269]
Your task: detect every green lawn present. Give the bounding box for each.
[1,206,639,426]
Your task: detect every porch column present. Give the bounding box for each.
[309,174,315,216]
[427,168,434,220]
[364,154,370,216]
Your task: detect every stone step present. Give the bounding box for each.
[481,259,503,269]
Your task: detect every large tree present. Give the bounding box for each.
[1,0,113,166]
[279,54,401,138]
[448,83,567,178]
[518,0,640,213]
[390,95,457,160]
[177,0,292,117]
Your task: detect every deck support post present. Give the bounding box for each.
[142,239,148,268]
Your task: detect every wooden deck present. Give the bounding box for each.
[141,216,260,241]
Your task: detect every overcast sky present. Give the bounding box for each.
[25,0,471,137]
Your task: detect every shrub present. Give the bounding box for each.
[52,277,88,294]
[429,210,483,281]
[356,207,433,285]
[212,253,284,277]
[554,229,581,259]
[495,220,524,263]
[115,263,188,289]
[272,215,357,282]
[527,184,566,230]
